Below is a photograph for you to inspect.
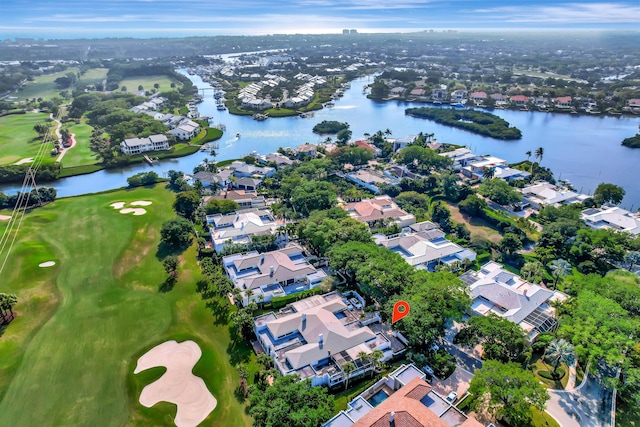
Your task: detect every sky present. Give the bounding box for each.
[1,0,639,39]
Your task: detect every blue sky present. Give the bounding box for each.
[1,0,639,39]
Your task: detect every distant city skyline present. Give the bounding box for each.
[1,0,639,39]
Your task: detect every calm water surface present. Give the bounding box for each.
[3,73,639,208]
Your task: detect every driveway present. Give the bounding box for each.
[545,375,612,427]
[432,366,474,400]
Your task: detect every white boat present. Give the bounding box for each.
[236,132,241,138]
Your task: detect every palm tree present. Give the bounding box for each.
[534,147,544,165]
[342,362,356,390]
[483,167,496,180]
[525,150,532,163]
[369,349,385,377]
[357,351,371,373]
[549,259,571,288]
[544,339,575,376]
[245,288,254,305]
[384,128,392,137]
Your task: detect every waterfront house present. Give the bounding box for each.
[439,147,481,170]
[392,135,417,152]
[520,181,587,210]
[296,143,318,158]
[261,152,295,167]
[510,95,529,107]
[233,177,262,191]
[204,190,266,210]
[581,206,640,235]
[170,121,200,140]
[346,169,398,193]
[450,89,468,103]
[228,160,275,178]
[552,96,572,108]
[490,93,507,105]
[120,134,169,155]
[460,155,507,180]
[431,88,448,101]
[469,91,487,103]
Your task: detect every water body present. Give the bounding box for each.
[3,73,639,208]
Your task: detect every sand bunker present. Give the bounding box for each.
[110,202,126,209]
[134,340,217,427]
[131,200,153,206]
[0,215,11,221]
[120,208,147,216]
[39,261,56,267]
[14,157,34,165]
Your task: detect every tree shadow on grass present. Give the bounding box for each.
[155,241,188,261]
[158,277,176,293]
[205,299,230,326]
[227,326,252,366]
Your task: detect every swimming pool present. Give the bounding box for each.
[367,389,389,407]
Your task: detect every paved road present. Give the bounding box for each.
[443,341,483,373]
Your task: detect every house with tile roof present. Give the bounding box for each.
[459,262,567,341]
[254,291,400,387]
[510,95,529,106]
[325,364,482,427]
[223,243,327,304]
[342,196,416,228]
[552,96,572,108]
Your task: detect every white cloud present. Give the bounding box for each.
[474,2,640,23]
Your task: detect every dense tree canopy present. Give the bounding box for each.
[173,191,201,220]
[478,178,521,206]
[397,145,452,173]
[468,360,549,426]
[297,208,372,256]
[248,375,334,427]
[160,217,194,249]
[290,181,338,216]
[455,314,528,362]
[205,199,239,215]
[593,182,625,206]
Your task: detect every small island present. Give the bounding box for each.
[405,107,522,140]
[312,120,349,134]
[622,134,640,148]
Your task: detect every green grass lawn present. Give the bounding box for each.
[118,75,180,94]
[0,184,253,426]
[77,68,109,87]
[60,120,98,168]
[0,113,56,166]
[12,68,80,101]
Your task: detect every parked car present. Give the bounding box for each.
[446,391,458,403]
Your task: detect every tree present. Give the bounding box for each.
[0,293,18,322]
[478,179,521,206]
[624,251,640,271]
[369,349,385,374]
[458,195,488,217]
[534,146,544,165]
[249,375,334,427]
[549,258,571,288]
[483,167,496,180]
[342,362,356,390]
[468,360,549,426]
[499,233,523,258]
[544,339,575,376]
[525,150,532,162]
[593,183,625,206]
[173,191,201,220]
[205,199,239,215]
[336,128,352,145]
[154,82,160,89]
[520,260,545,283]
[160,217,194,249]
[33,123,50,138]
[163,255,179,278]
[456,314,528,362]
[138,84,144,91]
[290,181,337,216]
[120,86,127,92]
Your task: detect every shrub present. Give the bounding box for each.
[538,368,565,380]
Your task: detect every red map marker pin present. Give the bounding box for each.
[392,301,410,324]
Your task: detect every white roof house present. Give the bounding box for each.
[581,206,640,235]
[440,147,482,170]
[206,208,279,252]
[375,221,476,271]
[521,182,588,210]
[120,134,169,155]
[254,292,396,387]
[223,243,327,304]
[459,262,567,341]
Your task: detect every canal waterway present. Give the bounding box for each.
[3,73,640,208]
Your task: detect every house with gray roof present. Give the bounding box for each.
[223,243,327,305]
[254,291,400,387]
[374,221,476,271]
[120,134,169,155]
[459,262,567,341]
[521,181,588,211]
[581,206,640,235]
[207,208,279,252]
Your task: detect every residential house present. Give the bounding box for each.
[532,96,550,108]
[254,291,400,387]
[552,96,572,109]
[206,207,279,252]
[392,135,417,152]
[626,99,640,110]
[409,88,426,97]
[490,93,507,106]
[296,143,318,158]
[233,177,263,191]
[204,190,266,210]
[439,147,481,171]
[261,152,294,167]
[460,155,507,180]
[120,134,169,155]
[469,91,487,103]
[492,165,531,182]
[223,243,327,304]
[375,222,476,271]
[342,196,416,228]
[581,206,640,235]
[520,181,587,210]
[431,88,448,101]
[193,171,218,188]
[510,95,529,107]
[450,89,468,103]
[459,262,568,341]
[346,169,399,193]
[354,140,382,157]
[325,364,482,427]
[228,160,275,178]
[389,87,406,96]
[170,121,201,140]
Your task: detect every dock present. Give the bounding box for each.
[143,154,157,165]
